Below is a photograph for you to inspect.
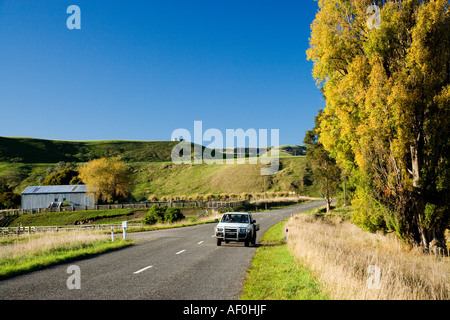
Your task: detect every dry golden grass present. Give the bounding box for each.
[287,214,449,300]
[0,230,108,261]
[0,228,132,279]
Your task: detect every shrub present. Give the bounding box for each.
[142,205,166,225]
[203,193,214,201]
[164,207,185,223]
[219,193,229,200]
[240,192,250,200]
[194,194,203,200]
[142,205,185,225]
[61,200,71,207]
[142,211,158,224]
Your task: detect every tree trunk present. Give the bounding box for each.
[410,132,431,250]
[410,137,423,189]
[408,120,447,253]
[326,198,331,213]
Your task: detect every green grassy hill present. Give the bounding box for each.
[0,137,180,163]
[131,156,316,200]
[0,137,306,163]
[0,137,317,198]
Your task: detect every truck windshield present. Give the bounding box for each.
[220,214,249,223]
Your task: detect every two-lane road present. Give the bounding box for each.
[0,201,325,300]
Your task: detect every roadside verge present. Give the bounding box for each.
[240,219,329,300]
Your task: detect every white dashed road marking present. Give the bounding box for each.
[134,265,153,274]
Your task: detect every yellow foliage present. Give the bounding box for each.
[307,0,449,248]
[78,157,133,203]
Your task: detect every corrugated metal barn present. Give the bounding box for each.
[21,185,95,210]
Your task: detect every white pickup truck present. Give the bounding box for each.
[214,212,260,247]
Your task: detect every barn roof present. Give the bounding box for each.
[22,185,89,194]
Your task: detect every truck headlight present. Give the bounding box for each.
[216,227,223,232]
[239,228,250,233]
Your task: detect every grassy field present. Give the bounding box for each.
[5,208,144,226]
[240,219,329,300]
[0,230,131,279]
[287,207,449,300]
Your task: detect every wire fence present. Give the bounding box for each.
[0,200,249,217]
[0,223,145,237]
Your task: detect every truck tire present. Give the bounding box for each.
[217,238,222,246]
[244,240,249,247]
[251,232,256,245]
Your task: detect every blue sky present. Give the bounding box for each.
[0,0,324,146]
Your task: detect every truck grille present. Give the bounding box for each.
[225,228,238,239]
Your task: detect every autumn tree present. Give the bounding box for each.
[42,168,81,186]
[78,157,134,204]
[304,110,341,213]
[307,0,449,250]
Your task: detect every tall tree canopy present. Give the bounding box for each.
[307,0,449,250]
[78,157,134,204]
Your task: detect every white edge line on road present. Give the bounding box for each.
[133,265,153,274]
[176,250,186,255]
[197,241,204,244]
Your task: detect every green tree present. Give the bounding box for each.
[304,110,341,213]
[0,178,20,209]
[307,0,449,250]
[0,192,21,209]
[42,168,80,186]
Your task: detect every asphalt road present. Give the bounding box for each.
[0,201,325,300]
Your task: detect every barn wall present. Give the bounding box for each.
[21,192,95,210]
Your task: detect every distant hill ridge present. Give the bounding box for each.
[0,137,179,163]
[0,137,306,164]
